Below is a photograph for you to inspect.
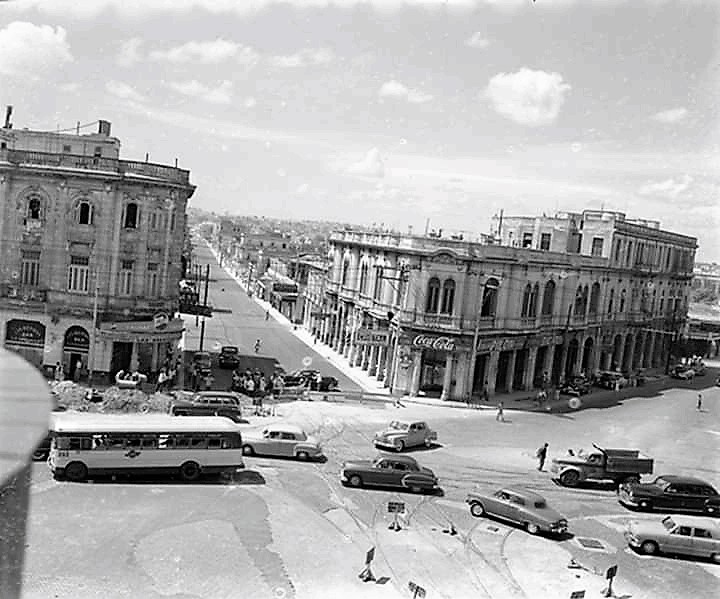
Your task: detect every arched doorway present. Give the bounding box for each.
[643,333,653,368]
[565,338,580,378]
[622,334,633,373]
[611,334,623,371]
[4,319,46,367]
[581,337,594,374]
[63,325,90,381]
[632,332,645,370]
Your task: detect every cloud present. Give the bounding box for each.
[378,80,433,104]
[0,22,73,78]
[117,37,143,67]
[650,107,688,124]
[638,174,693,198]
[105,80,145,102]
[347,148,385,178]
[150,39,258,65]
[244,97,257,108]
[465,32,490,48]
[168,80,233,104]
[268,48,335,68]
[485,68,571,126]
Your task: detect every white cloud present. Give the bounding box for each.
[379,80,433,104]
[150,39,258,65]
[0,22,73,78]
[638,174,694,198]
[650,107,688,124]
[268,47,335,68]
[347,148,385,178]
[244,97,257,108]
[485,68,571,126]
[168,80,233,104]
[105,80,145,102]
[465,32,490,49]
[117,38,143,67]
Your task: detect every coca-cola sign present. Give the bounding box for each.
[411,334,458,352]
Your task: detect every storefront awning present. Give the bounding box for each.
[99,318,184,343]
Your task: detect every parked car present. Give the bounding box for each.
[551,444,654,487]
[671,366,695,380]
[192,351,213,376]
[241,424,323,460]
[171,391,247,423]
[559,375,591,397]
[218,346,241,369]
[340,455,439,494]
[283,369,339,392]
[466,487,568,536]
[593,371,629,389]
[373,420,438,452]
[625,515,720,563]
[618,475,720,515]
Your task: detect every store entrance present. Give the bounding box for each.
[419,349,446,397]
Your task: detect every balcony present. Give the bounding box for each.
[2,149,191,185]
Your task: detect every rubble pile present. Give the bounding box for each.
[50,381,175,414]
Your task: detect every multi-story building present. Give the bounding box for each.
[0,117,195,381]
[322,210,696,400]
[691,262,720,298]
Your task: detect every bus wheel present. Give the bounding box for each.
[180,461,201,482]
[65,461,88,482]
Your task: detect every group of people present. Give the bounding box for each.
[232,369,285,398]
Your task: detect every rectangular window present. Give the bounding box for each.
[62,144,72,153]
[540,233,551,251]
[68,256,90,293]
[94,146,102,157]
[522,232,533,248]
[150,211,158,230]
[591,237,604,257]
[146,262,159,297]
[118,260,134,296]
[21,251,41,287]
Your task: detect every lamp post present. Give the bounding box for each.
[466,277,499,401]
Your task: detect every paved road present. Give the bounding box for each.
[182,243,360,393]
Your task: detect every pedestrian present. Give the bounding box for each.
[54,361,63,382]
[496,401,505,422]
[156,368,167,393]
[265,310,270,321]
[536,443,549,471]
[697,393,703,411]
[614,379,620,393]
[245,376,255,396]
[254,338,262,353]
[482,382,490,403]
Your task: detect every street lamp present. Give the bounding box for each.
[466,277,500,400]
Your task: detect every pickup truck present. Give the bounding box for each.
[550,444,654,487]
[373,420,438,452]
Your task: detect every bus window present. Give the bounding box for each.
[56,437,71,450]
[158,435,174,449]
[190,437,206,449]
[106,435,126,450]
[208,437,222,449]
[126,437,142,449]
[175,436,191,449]
[221,438,233,449]
[141,436,157,449]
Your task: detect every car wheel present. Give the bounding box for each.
[242,445,255,456]
[65,461,88,482]
[638,500,652,511]
[469,502,486,518]
[424,438,433,448]
[525,522,540,535]
[640,540,658,555]
[179,461,201,482]
[559,470,580,487]
[297,451,309,461]
[409,485,423,494]
[395,440,405,452]
[32,448,49,461]
[348,475,363,488]
[711,553,720,564]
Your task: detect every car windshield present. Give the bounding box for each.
[654,477,672,489]
[662,516,677,531]
[222,347,238,354]
[389,421,409,430]
[534,501,547,509]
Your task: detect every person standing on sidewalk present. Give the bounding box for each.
[697,393,703,411]
[536,443,549,471]
[496,401,505,422]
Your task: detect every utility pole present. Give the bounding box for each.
[246,261,254,295]
[89,281,99,384]
[388,264,410,394]
[664,299,679,375]
[199,263,210,352]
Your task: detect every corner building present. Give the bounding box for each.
[324,210,696,401]
[0,119,195,380]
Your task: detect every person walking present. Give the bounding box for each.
[254,338,262,353]
[536,443,549,471]
[265,310,270,321]
[697,393,703,411]
[496,401,505,422]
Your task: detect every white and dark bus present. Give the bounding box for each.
[48,414,244,482]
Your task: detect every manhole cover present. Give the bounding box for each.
[576,537,605,550]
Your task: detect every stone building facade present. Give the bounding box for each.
[0,119,195,381]
[321,211,696,400]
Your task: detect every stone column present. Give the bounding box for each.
[505,350,517,392]
[353,343,364,367]
[151,343,159,372]
[486,350,499,394]
[440,353,454,400]
[647,333,657,368]
[368,345,379,376]
[410,351,422,396]
[129,342,139,371]
[361,344,371,370]
[377,346,387,382]
[523,347,537,390]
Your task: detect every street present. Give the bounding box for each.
[23,379,720,599]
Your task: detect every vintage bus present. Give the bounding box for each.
[48,414,244,482]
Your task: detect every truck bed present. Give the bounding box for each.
[601,448,653,474]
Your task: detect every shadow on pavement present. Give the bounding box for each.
[550,479,618,492]
[58,469,267,486]
[341,482,445,497]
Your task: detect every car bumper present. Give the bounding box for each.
[374,439,401,450]
[624,531,641,548]
[618,495,639,508]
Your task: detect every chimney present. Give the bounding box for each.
[4,106,13,129]
[98,120,111,136]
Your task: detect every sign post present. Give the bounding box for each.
[603,565,617,598]
[408,581,426,598]
[358,546,376,582]
[388,501,405,531]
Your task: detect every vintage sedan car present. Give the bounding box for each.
[619,475,720,515]
[466,487,568,536]
[171,391,248,424]
[241,424,323,460]
[340,455,439,494]
[374,420,438,451]
[218,346,241,369]
[625,515,720,563]
[671,365,695,380]
[283,369,339,392]
[593,371,629,389]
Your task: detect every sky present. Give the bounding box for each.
[1,0,719,261]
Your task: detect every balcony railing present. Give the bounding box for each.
[2,149,191,185]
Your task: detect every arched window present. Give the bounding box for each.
[529,283,540,317]
[541,280,556,315]
[27,196,42,220]
[341,256,350,286]
[481,278,499,317]
[359,262,369,294]
[619,289,627,312]
[373,266,384,301]
[425,277,440,313]
[440,279,455,314]
[521,283,532,317]
[76,201,93,225]
[607,288,615,315]
[574,285,585,315]
[589,282,601,314]
[124,202,138,228]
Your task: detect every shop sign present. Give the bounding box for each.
[272,283,298,294]
[5,319,46,348]
[356,329,390,345]
[408,334,468,353]
[1,285,48,302]
[153,312,169,329]
[63,326,90,351]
